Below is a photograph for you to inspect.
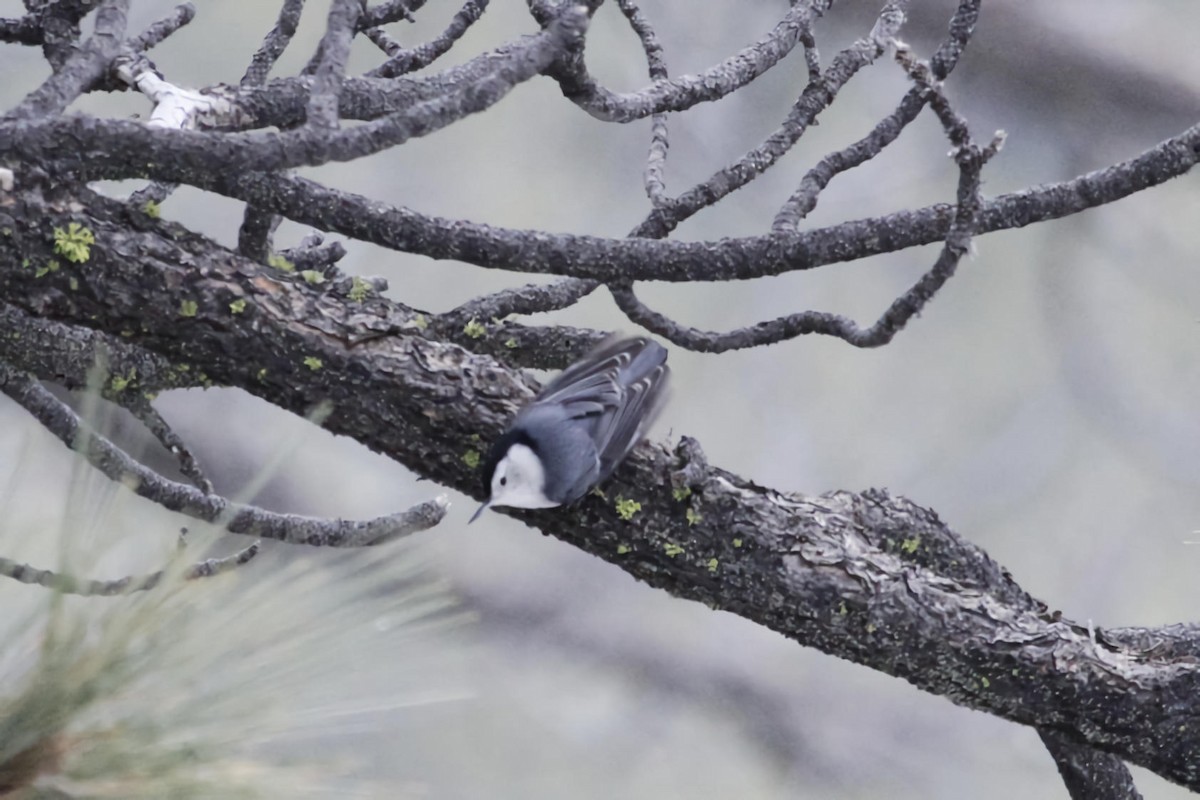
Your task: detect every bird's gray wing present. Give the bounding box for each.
[519,405,601,503]
[593,362,670,480]
[521,336,669,501]
[535,336,649,410]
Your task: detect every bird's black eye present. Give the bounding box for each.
[500,477,507,486]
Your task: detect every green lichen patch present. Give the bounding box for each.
[614,496,641,520]
[732,538,743,548]
[267,254,295,273]
[109,369,136,393]
[179,300,198,317]
[616,544,631,555]
[229,298,247,314]
[504,338,518,349]
[900,537,920,554]
[685,508,702,526]
[53,222,95,263]
[34,260,60,278]
[303,356,323,371]
[412,313,428,330]
[142,199,161,218]
[463,318,486,339]
[348,276,372,302]
[672,486,692,501]
[300,269,325,285]
[706,558,719,573]
[462,449,481,469]
[663,542,685,558]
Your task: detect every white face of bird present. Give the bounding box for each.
[489,444,559,510]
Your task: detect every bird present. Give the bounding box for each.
[470,336,670,522]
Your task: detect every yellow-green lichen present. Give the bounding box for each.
[142,199,161,218]
[732,538,743,548]
[672,486,692,501]
[300,269,325,285]
[616,544,631,555]
[663,542,685,558]
[463,318,486,339]
[179,299,198,317]
[53,222,94,263]
[462,449,481,469]
[109,369,135,393]
[614,496,641,520]
[68,276,78,291]
[865,623,877,634]
[590,486,607,500]
[229,298,247,314]
[980,676,990,689]
[257,368,268,381]
[837,601,848,616]
[707,557,719,573]
[348,276,371,302]
[34,260,60,278]
[267,254,295,273]
[685,508,702,526]
[504,338,518,349]
[900,537,920,554]
[303,356,323,371]
[412,313,428,330]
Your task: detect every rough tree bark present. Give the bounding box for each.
[1,0,1197,796]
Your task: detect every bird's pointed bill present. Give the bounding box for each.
[469,500,490,523]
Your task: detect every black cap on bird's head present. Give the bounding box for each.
[470,427,539,523]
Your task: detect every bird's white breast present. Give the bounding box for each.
[491,443,560,509]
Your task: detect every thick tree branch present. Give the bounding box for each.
[154,124,1194,286]
[0,183,1196,788]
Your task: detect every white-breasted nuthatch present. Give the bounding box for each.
[470,336,670,522]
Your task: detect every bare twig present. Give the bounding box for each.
[6,0,129,121]
[1039,729,1143,800]
[615,0,669,207]
[359,0,425,29]
[773,0,980,231]
[120,393,214,494]
[0,540,260,596]
[241,0,306,87]
[127,2,195,54]
[630,0,909,241]
[439,279,598,330]
[610,45,1004,352]
[366,0,490,79]
[307,0,361,130]
[0,15,43,46]
[544,0,832,122]
[0,366,449,546]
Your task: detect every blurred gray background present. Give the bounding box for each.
[2,0,1199,796]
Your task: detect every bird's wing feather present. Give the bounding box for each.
[593,363,670,479]
[535,337,647,408]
